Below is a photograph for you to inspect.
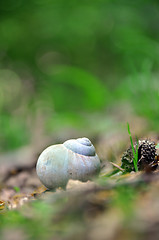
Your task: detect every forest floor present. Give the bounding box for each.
[0,112,159,240]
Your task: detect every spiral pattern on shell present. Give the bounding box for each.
[63,137,95,156]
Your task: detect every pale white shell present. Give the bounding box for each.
[36,137,101,189]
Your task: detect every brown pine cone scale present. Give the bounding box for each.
[121,140,158,172]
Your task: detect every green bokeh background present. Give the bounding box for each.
[0,0,159,151]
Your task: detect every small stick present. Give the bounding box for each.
[110,162,124,171]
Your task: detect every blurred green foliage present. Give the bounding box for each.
[0,0,159,151]
[113,186,138,219]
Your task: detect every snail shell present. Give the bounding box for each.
[36,137,101,189]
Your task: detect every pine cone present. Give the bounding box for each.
[121,140,158,172]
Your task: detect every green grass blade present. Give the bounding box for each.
[135,138,139,171]
[127,123,138,172]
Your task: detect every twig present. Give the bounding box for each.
[110,162,124,171]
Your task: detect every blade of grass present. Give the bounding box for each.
[127,123,138,172]
[135,136,139,168]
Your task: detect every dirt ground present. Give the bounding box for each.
[0,114,159,240]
